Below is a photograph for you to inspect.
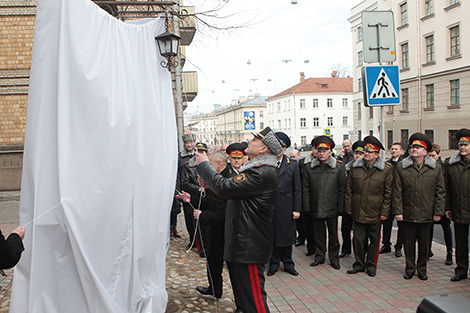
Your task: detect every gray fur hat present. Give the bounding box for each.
[182,133,196,142]
[252,127,284,155]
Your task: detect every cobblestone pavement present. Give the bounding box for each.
[2,192,470,312]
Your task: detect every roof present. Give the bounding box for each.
[267,77,353,101]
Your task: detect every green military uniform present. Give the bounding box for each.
[445,128,470,281]
[393,133,445,279]
[302,136,346,268]
[345,136,392,276]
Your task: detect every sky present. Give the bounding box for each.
[183,0,361,114]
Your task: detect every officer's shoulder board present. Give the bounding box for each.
[234,173,247,183]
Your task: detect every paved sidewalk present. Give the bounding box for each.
[1,192,470,312]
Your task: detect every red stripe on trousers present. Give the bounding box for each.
[249,264,267,313]
[248,265,262,313]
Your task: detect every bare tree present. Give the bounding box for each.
[329,63,352,77]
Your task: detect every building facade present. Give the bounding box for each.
[187,112,217,147]
[349,0,468,154]
[215,95,268,145]
[266,72,353,149]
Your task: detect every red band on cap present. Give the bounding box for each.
[411,140,427,149]
[365,143,380,152]
[317,143,331,149]
[230,150,244,158]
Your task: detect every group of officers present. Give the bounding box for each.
[173,126,470,313]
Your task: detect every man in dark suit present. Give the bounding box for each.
[380,141,405,257]
[267,132,301,277]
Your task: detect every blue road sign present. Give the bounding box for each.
[362,65,400,106]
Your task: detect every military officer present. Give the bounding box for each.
[345,136,392,277]
[302,136,346,270]
[393,133,445,280]
[445,128,470,282]
[226,143,246,174]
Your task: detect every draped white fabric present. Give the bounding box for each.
[10,0,177,312]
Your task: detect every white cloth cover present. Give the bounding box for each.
[10,0,177,312]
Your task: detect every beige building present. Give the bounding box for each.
[187,112,217,146]
[215,95,267,145]
[350,0,469,154]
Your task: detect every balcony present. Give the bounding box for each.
[179,6,196,46]
[182,71,198,102]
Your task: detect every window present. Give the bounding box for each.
[369,130,374,136]
[260,122,264,129]
[289,119,291,129]
[401,129,409,146]
[357,26,363,41]
[401,43,409,69]
[259,110,263,117]
[343,134,349,141]
[327,99,333,108]
[300,99,305,109]
[388,105,394,114]
[278,119,281,129]
[425,35,434,63]
[449,130,458,149]
[369,107,374,119]
[450,79,460,106]
[401,3,408,25]
[301,136,307,145]
[358,130,362,140]
[426,84,434,108]
[300,118,306,127]
[387,130,393,149]
[342,116,348,126]
[358,102,362,119]
[425,0,433,16]
[342,98,348,108]
[358,78,363,91]
[285,119,287,129]
[358,51,363,66]
[327,117,333,126]
[425,130,434,143]
[277,102,281,112]
[288,100,291,111]
[450,26,460,56]
[313,117,319,127]
[313,99,319,108]
[450,0,459,5]
[401,88,409,111]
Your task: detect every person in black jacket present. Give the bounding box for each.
[380,141,405,257]
[195,126,283,313]
[267,132,301,277]
[0,227,25,269]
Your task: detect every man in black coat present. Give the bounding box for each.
[267,132,301,277]
[195,126,283,313]
[380,141,405,257]
[0,227,25,269]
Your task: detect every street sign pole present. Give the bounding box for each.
[363,11,396,157]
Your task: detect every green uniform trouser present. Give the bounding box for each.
[352,222,381,272]
[454,223,470,276]
[312,217,339,264]
[402,222,432,276]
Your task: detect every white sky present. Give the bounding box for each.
[183,0,361,113]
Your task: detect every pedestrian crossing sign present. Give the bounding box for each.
[362,65,400,106]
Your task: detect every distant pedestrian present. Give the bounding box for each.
[345,136,392,277]
[393,133,445,281]
[303,136,346,270]
[445,128,470,282]
[267,132,301,277]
